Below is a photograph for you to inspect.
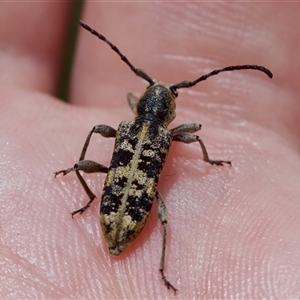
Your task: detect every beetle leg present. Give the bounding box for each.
[55,161,108,217]
[170,122,201,135]
[156,191,178,294]
[54,124,116,217]
[127,93,139,116]
[172,131,231,166]
[77,125,116,161]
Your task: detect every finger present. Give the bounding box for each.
[0,2,72,93]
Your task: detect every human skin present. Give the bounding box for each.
[1,2,300,299]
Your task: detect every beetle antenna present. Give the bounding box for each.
[79,20,154,85]
[172,65,273,90]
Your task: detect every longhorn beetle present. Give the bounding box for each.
[55,20,273,293]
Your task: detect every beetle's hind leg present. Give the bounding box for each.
[156,191,178,294]
[54,124,116,217]
[57,161,108,218]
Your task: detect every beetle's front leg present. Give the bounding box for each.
[127,93,139,116]
[171,123,231,166]
[54,124,116,217]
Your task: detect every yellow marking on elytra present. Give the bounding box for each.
[118,123,149,205]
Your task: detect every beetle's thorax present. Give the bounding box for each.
[135,82,177,128]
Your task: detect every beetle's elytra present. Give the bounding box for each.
[55,20,273,293]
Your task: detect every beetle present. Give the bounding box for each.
[54,20,273,293]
